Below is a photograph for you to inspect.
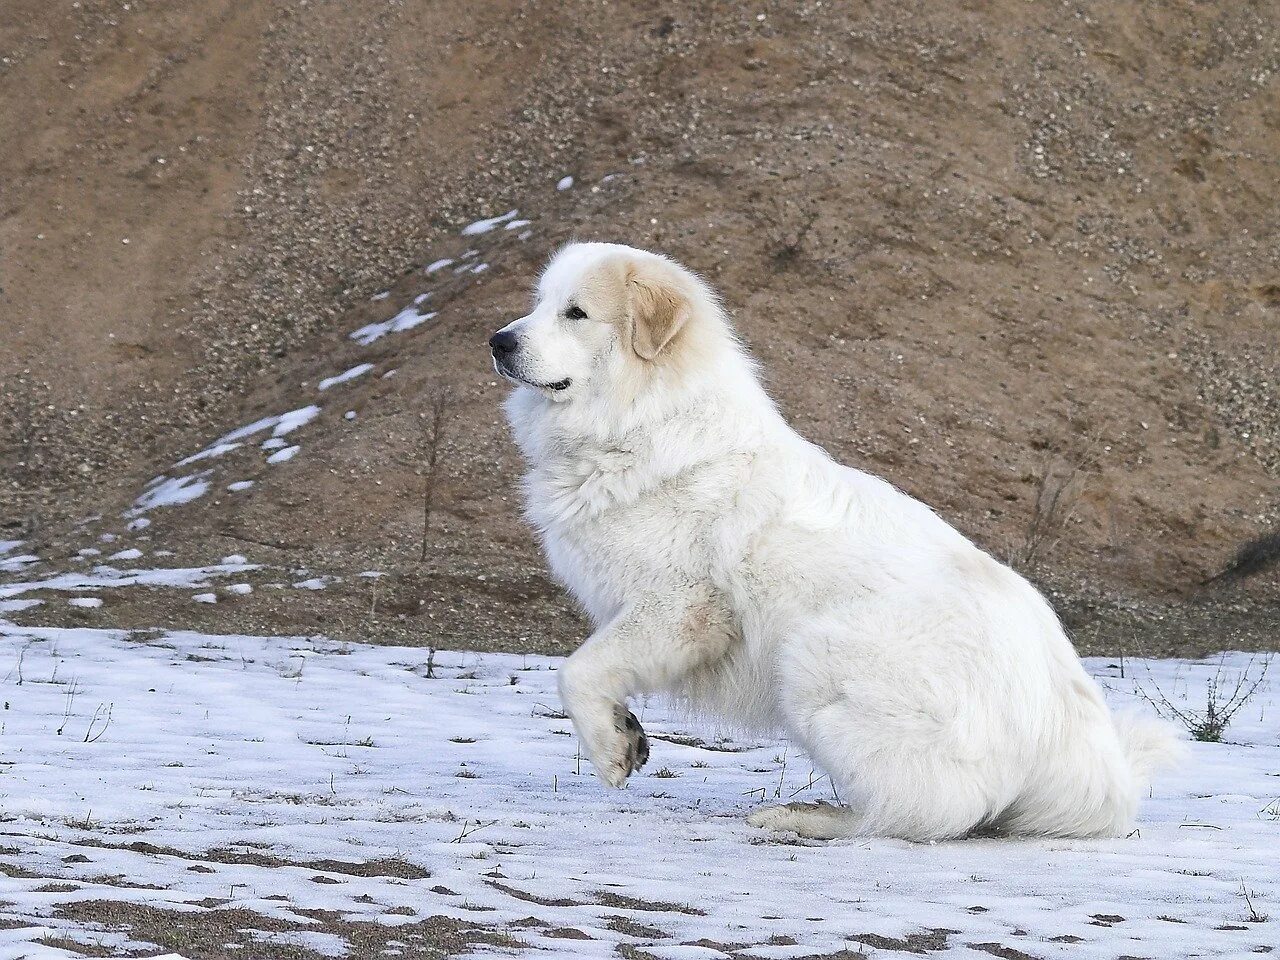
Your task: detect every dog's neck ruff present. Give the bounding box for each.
[506,342,777,523]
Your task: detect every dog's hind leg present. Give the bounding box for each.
[747,802,861,840]
[768,610,1010,842]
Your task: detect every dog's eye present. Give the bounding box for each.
[564,305,587,321]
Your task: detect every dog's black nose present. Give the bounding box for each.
[489,329,518,357]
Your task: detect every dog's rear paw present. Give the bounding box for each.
[747,804,798,831]
[747,802,858,840]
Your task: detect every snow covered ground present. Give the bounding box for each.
[0,623,1275,959]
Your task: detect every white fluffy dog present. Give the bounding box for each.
[492,242,1181,841]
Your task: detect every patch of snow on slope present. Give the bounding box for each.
[128,473,212,516]
[215,405,321,446]
[0,598,42,615]
[349,305,437,346]
[174,441,242,468]
[0,628,1273,960]
[318,363,374,391]
[273,404,322,436]
[0,560,260,600]
[461,209,519,235]
[0,540,24,556]
[250,929,348,956]
[267,445,300,464]
[216,414,279,445]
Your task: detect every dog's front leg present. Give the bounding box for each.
[557,584,735,788]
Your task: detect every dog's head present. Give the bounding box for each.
[489,243,710,403]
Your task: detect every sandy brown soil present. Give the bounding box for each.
[3,0,1278,657]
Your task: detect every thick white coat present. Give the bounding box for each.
[499,242,1181,841]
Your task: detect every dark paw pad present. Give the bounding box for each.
[615,707,650,774]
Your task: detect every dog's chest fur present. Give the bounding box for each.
[515,406,753,627]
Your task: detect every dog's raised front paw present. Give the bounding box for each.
[591,705,649,788]
[619,706,650,774]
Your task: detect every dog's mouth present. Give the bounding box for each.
[493,359,571,393]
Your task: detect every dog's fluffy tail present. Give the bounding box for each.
[1115,711,1186,788]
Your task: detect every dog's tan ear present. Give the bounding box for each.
[626,261,691,361]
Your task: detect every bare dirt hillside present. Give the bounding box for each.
[4,0,1278,657]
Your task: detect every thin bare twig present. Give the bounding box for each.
[420,387,451,562]
[451,819,499,843]
[83,702,113,743]
[1239,880,1269,923]
[57,679,80,736]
